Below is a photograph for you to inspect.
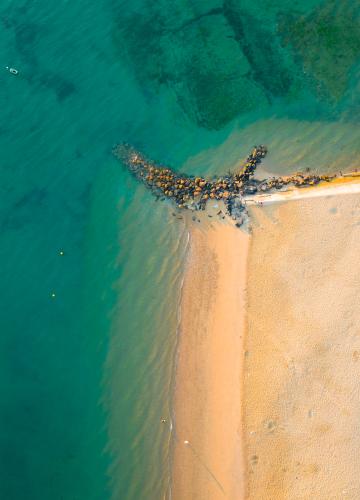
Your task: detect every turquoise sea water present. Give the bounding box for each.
[1,0,359,498]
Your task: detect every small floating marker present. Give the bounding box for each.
[59,250,65,256]
[51,292,56,299]
[5,66,19,75]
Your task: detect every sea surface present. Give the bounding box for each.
[1,0,359,498]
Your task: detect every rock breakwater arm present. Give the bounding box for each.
[113,143,336,222]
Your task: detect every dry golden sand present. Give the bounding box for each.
[172,219,249,500]
[245,192,360,500]
[172,185,360,500]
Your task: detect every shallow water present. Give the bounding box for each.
[0,0,359,498]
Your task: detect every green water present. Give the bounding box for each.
[0,0,359,498]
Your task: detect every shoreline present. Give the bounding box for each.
[171,218,249,499]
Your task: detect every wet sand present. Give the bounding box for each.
[245,192,360,499]
[172,219,249,499]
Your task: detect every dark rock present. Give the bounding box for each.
[244,185,257,194]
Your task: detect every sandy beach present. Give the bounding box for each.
[172,181,360,500]
[172,218,249,499]
[244,191,360,499]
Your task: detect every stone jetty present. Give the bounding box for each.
[113,143,334,222]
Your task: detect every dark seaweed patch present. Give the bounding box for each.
[39,74,77,102]
[1,188,48,231]
[278,0,360,101]
[113,3,270,129]
[13,188,47,210]
[223,0,293,99]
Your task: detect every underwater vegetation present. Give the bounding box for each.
[114,1,259,129]
[113,1,292,129]
[278,0,360,101]
[223,0,293,100]
[114,0,360,129]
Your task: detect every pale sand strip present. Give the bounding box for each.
[247,177,360,206]
[245,192,360,499]
[172,221,249,499]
